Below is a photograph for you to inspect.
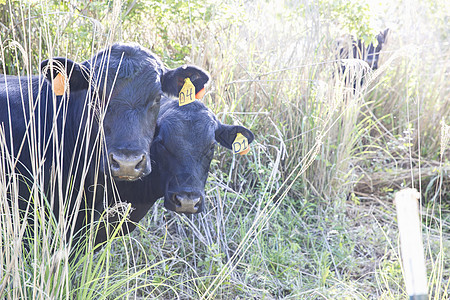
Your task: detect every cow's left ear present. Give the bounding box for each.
[215,123,255,150]
[161,65,210,98]
[377,28,389,44]
[41,58,90,93]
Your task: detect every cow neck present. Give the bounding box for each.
[148,165,164,200]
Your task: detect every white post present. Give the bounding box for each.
[395,188,428,300]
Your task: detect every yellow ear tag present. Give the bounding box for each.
[179,78,195,106]
[232,133,250,155]
[53,73,66,96]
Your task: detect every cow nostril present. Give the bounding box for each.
[134,155,146,171]
[173,194,182,207]
[110,154,120,170]
[194,199,201,208]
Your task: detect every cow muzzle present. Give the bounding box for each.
[166,192,204,214]
[109,152,150,180]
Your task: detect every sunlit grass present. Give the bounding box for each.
[0,0,448,299]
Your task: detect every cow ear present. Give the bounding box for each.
[161,65,210,98]
[41,58,90,94]
[215,123,255,150]
[377,28,389,45]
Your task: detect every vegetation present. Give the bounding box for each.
[0,0,448,299]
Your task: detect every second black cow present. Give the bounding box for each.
[336,29,389,88]
[93,98,255,245]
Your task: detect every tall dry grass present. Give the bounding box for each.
[0,0,448,299]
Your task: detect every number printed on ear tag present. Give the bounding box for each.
[232,133,250,155]
[179,78,195,106]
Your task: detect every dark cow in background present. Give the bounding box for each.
[352,28,389,70]
[0,42,209,248]
[336,28,389,87]
[94,98,255,245]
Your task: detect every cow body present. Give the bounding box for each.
[336,29,389,88]
[94,98,255,245]
[0,43,209,249]
[338,29,389,70]
[0,74,92,221]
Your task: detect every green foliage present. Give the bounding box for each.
[120,0,238,66]
[319,0,378,44]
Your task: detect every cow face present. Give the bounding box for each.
[40,43,209,181]
[152,101,254,214]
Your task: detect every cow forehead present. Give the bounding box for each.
[109,69,162,104]
[91,43,162,73]
[86,44,164,94]
[158,104,217,149]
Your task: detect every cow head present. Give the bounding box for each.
[152,100,254,214]
[40,43,209,181]
[356,28,389,70]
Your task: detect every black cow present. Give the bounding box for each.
[356,28,389,70]
[336,29,389,87]
[0,43,209,245]
[93,98,255,245]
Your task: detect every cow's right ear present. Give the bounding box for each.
[41,58,90,93]
[215,123,255,151]
[376,28,389,45]
[161,65,210,98]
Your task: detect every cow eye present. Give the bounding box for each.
[203,143,215,157]
[153,94,161,105]
[147,94,161,108]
